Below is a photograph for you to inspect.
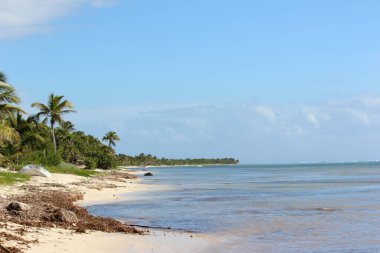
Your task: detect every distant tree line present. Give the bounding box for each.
[0,71,239,170]
[117,153,239,166]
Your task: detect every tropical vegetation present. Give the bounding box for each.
[118,153,239,167]
[103,131,120,147]
[0,71,118,172]
[0,71,239,177]
[32,94,76,153]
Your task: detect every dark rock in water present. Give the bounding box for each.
[6,202,31,212]
[49,208,78,223]
[144,172,153,176]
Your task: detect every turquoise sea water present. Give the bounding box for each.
[88,163,380,252]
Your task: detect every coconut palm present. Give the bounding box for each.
[56,121,75,151]
[102,131,120,147]
[0,73,24,119]
[7,113,47,148]
[60,121,75,134]
[31,94,76,153]
[0,121,20,146]
[0,71,23,147]
[0,71,7,83]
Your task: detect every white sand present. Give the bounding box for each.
[25,228,214,253]
[0,171,217,253]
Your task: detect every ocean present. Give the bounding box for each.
[87,163,380,252]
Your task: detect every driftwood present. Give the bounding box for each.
[0,243,12,253]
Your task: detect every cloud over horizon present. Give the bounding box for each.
[67,96,380,163]
[0,0,118,39]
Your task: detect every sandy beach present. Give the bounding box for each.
[0,170,215,253]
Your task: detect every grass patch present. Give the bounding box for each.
[46,163,98,177]
[0,171,30,185]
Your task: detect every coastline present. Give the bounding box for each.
[120,164,238,169]
[0,169,215,253]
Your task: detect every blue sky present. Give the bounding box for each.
[1,0,380,163]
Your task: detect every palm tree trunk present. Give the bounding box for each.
[51,123,57,154]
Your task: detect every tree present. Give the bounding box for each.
[56,121,75,154]
[0,73,24,119]
[60,121,75,133]
[0,71,23,147]
[102,131,120,147]
[31,94,76,153]
[8,113,48,150]
[0,123,20,146]
[0,71,7,83]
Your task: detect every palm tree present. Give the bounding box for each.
[60,121,75,134]
[0,73,24,119]
[8,113,47,149]
[56,121,75,151]
[0,71,7,83]
[31,94,76,153]
[102,131,120,147]
[0,122,20,146]
[0,71,23,147]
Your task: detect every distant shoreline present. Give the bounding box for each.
[119,163,239,169]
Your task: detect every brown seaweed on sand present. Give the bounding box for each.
[1,190,141,234]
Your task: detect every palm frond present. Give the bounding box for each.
[0,122,20,145]
[0,83,21,104]
[0,72,7,83]
[31,102,50,112]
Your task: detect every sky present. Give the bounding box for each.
[1,0,380,163]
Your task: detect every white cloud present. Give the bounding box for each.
[303,109,319,128]
[254,106,276,121]
[346,109,371,125]
[68,95,380,163]
[0,0,118,39]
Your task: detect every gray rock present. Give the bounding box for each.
[50,209,78,223]
[6,202,31,212]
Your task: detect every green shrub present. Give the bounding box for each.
[42,151,62,166]
[46,164,98,177]
[94,152,116,170]
[84,157,97,170]
[18,150,61,166]
[57,131,118,170]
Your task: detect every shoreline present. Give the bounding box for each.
[120,163,238,169]
[0,169,215,253]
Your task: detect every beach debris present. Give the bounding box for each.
[75,227,86,233]
[1,190,142,235]
[0,230,37,253]
[0,243,12,253]
[6,202,31,212]
[144,172,153,176]
[41,183,67,188]
[19,165,52,178]
[0,170,142,252]
[68,192,83,201]
[48,208,78,223]
[96,171,137,181]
